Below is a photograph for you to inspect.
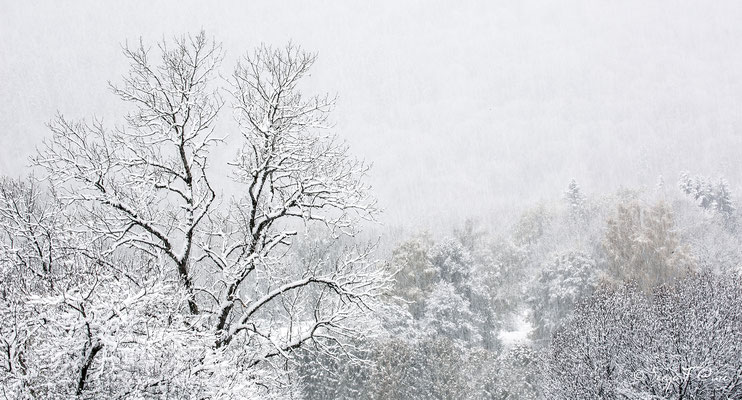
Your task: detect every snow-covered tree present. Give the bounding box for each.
[427,238,500,348]
[546,273,742,399]
[35,33,224,315]
[0,177,71,285]
[545,283,653,399]
[0,176,71,395]
[18,32,392,398]
[603,201,694,289]
[204,43,390,361]
[564,178,586,223]
[713,178,735,222]
[0,177,179,397]
[512,204,552,245]
[389,233,436,319]
[369,337,470,400]
[466,344,543,400]
[678,172,736,225]
[454,218,487,254]
[421,281,482,346]
[481,237,532,317]
[527,251,599,342]
[428,238,474,287]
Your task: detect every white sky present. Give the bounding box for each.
[3,0,742,229]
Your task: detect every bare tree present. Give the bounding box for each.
[35,32,224,314]
[0,177,63,393]
[0,176,119,397]
[0,177,68,286]
[546,273,742,399]
[204,43,387,363]
[25,33,391,397]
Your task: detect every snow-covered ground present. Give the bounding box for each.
[498,310,533,347]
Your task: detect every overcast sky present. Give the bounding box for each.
[3,1,742,229]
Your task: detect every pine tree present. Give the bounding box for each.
[714,178,735,219]
[564,179,586,224]
[678,172,736,226]
[678,171,693,195]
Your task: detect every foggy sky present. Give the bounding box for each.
[3,0,742,230]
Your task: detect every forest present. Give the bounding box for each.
[2,31,742,399]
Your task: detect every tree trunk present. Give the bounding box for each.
[76,341,103,395]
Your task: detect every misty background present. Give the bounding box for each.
[3,0,742,231]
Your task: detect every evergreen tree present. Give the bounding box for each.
[564,179,586,224]
[678,172,736,226]
[714,178,735,220]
